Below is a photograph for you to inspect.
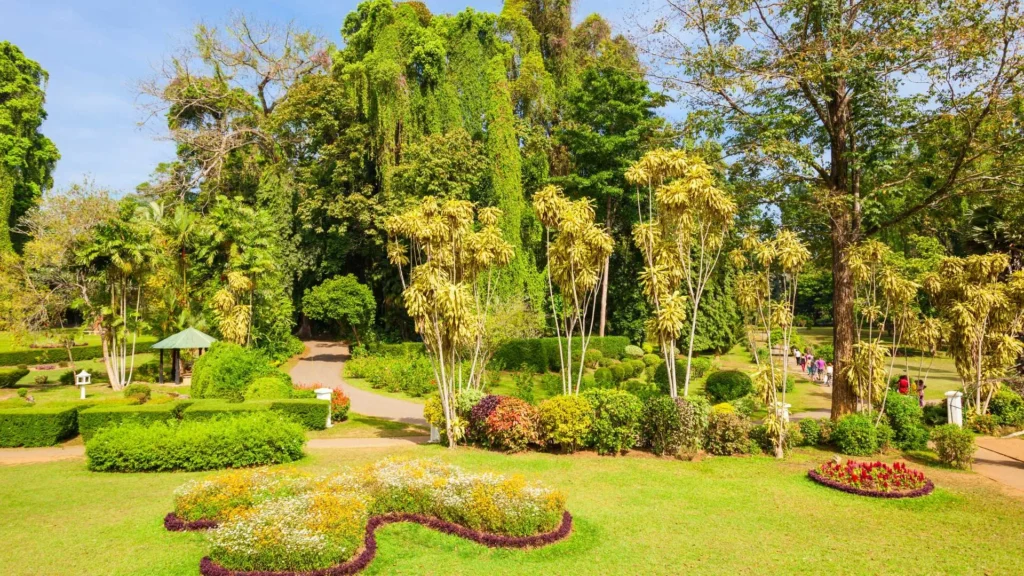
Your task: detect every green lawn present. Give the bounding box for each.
[0,330,103,353]
[1,445,1022,575]
[308,413,429,439]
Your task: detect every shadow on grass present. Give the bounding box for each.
[309,413,429,439]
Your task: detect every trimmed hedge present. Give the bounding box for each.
[0,405,79,447]
[182,401,271,421]
[0,367,30,388]
[79,401,194,440]
[367,342,425,357]
[705,370,754,403]
[268,399,329,431]
[490,337,632,373]
[0,340,155,368]
[85,412,306,472]
[191,342,284,402]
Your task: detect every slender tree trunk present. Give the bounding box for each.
[830,213,858,420]
[599,255,609,337]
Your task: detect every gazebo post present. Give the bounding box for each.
[159,349,164,384]
[173,349,180,385]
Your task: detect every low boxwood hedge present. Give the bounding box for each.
[268,399,329,430]
[85,412,306,472]
[0,340,155,368]
[0,367,30,388]
[181,401,270,421]
[79,401,194,440]
[0,405,79,447]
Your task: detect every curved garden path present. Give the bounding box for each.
[290,341,427,426]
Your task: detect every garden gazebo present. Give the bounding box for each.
[151,327,217,385]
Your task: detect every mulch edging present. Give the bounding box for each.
[195,511,573,576]
[807,469,935,499]
[164,512,218,531]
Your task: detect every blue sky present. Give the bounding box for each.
[0,0,641,194]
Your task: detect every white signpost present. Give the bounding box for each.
[315,388,334,428]
[945,391,964,427]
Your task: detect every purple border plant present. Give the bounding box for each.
[808,469,935,499]
[164,512,218,531]
[197,511,573,576]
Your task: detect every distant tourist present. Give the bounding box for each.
[825,362,834,387]
[815,358,826,382]
[808,354,818,380]
[916,379,926,407]
[898,375,910,395]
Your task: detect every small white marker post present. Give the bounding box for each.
[945,391,964,427]
[75,370,91,400]
[314,388,334,428]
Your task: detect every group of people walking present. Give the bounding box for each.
[793,348,833,386]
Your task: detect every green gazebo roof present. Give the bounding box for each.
[151,327,218,350]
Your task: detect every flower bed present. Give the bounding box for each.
[808,460,934,498]
[167,459,571,574]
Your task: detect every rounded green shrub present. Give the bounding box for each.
[245,376,294,401]
[641,396,684,456]
[626,359,646,378]
[583,348,603,368]
[705,412,751,455]
[191,342,279,402]
[583,389,643,455]
[990,388,1024,427]
[931,424,976,469]
[594,367,614,387]
[653,357,714,394]
[621,378,657,400]
[798,418,820,446]
[704,370,753,403]
[623,345,644,358]
[883,393,929,450]
[609,364,627,383]
[537,395,593,452]
[833,413,879,456]
[123,383,151,403]
[678,396,711,453]
[642,353,661,367]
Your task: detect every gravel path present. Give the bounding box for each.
[290,341,427,426]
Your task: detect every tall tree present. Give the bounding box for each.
[0,42,60,252]
[641,0,1024,417]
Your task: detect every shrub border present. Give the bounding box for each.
[807,468,935,499]
[190,510,573,576]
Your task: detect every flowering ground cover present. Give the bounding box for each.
[3,446,1024,575]
[809,460,934,498]
[168,459,568,573]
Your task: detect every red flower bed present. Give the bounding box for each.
[809,460,934,498]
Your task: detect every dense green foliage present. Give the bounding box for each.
[301,275,375,344]
[705,412,751,456]
[641,396,684,456]
[244,376,294,401]
[883,394,930,450]
[190,342,282,402]
[989,388,1024,427]
[832,414,879,456]
[85,412,305,472]
[582,388,642,455]
[266,399,329,431]
[0,367,28,387]
[930,424,977,470]
[704,370,753,403]
[537,394,592,452]
[0,342,154,369]
[489,336,630,373]
[0,405,77,446]
[78,401,192,440]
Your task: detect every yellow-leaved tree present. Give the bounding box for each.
[385,197,514,447]
[533,185,613,395]
[625,149,736,398]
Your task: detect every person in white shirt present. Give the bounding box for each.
[825,362,834,387]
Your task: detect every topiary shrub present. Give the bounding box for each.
[798,418,821,446]
[123,383,152,403]
[582,389,642,455]
[245,376,294,401]
[704,370,753,403]
[833,413,879,456]
[85,412,305,472]
[884,394,929,450]
[483,397,539,452]
[705,412,751,455]
[931,424,976,470]
[641,396,684,456]
[594,367,614,388]
[268,400,330,430]
[583,348,603,368]
[642,353,661,367]
[623,345,644,358]
[0,405,79,447]
[609,364,627,384]
[537,395,592,453]
[0,368,29,388]
[626,359,647,378]
[653,358,714,394]
[191,342,279,402]
[621,378,657,400]
[989,388,1024,427]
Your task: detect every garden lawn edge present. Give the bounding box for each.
[196,510,574,576]
[807,469,935,499]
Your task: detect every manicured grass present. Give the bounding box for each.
[1,445,1022,575]
[0,330,103,353]
[3,353,159,388]
[344,376,430,404]
[0,375,186,405]
[308,413,429,439]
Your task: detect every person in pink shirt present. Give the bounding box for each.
[815,358,826,382]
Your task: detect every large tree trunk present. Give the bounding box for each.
[830,212,858,419]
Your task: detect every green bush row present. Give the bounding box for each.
[78,401,194,441]
[0,368,30,388]
[180,399,329,430]
[490,336,631,373]
[0,405,80,447]
[85,412,306,472]
[0,341,155,368]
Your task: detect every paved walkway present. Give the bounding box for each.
[290,341,427,426]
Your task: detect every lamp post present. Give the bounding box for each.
[75,370,91,400]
